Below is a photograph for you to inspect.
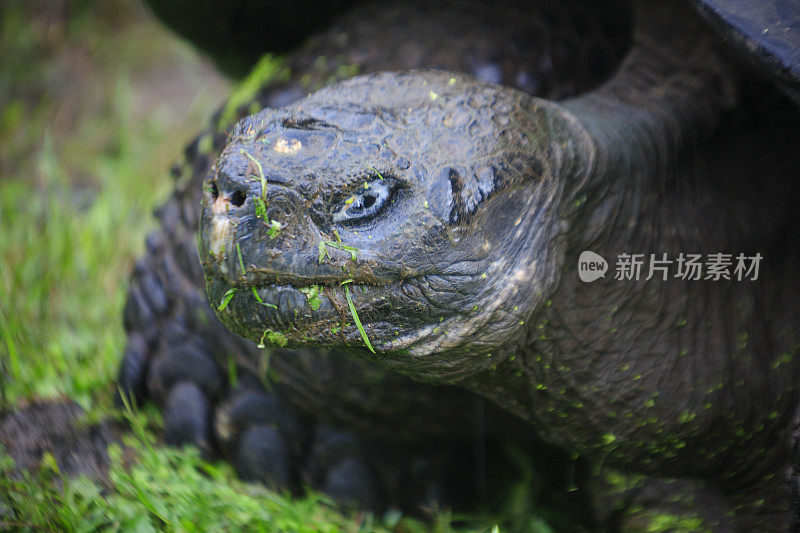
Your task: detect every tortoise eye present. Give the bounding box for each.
[333,179,394,223]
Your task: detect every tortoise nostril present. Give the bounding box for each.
[230,190,246,207]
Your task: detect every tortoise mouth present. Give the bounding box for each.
[205,262,477,355]
[205,268,411,349]
[207,273,356,329]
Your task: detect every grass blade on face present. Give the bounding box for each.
[236,243,277,308]
[340,280,375,353]
[318,239,358,263]
[236,242,246,274]
[240,149,266,199]
[254,197,267,219]
[318,241,329,263]
[251,286,277,309]
[218,288,239,311]
[257,329,287,349]
[267,219,282,239]
[299,285,321,310]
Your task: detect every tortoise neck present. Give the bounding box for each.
[454,0,800,522]
[561,0,738,215]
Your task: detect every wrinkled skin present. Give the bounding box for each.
[201,72,582,380]
[123,0,800,529]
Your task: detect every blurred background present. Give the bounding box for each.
[0,0,229,409]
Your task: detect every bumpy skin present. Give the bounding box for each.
[124,0,800,529]
[120,0,626,523]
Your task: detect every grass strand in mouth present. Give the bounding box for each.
[341,280,375,353]
[251,286,277,309]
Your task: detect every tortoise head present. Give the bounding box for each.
[199,71,592,380]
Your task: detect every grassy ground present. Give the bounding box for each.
[0,1,559,531]
[0,0,229,409]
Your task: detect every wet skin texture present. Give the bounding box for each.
[201,72,584,376]
[120,0,800,529]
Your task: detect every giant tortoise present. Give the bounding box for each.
[119,0,800,529]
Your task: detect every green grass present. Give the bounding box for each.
[342,282,376,354]
[0,0,228,409]
[0,402,445,532]
[0,445,453,532]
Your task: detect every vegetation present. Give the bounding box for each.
[1,403,394,532]
[0,0,228,408]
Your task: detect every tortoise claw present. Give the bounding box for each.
[117,332,150,404]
